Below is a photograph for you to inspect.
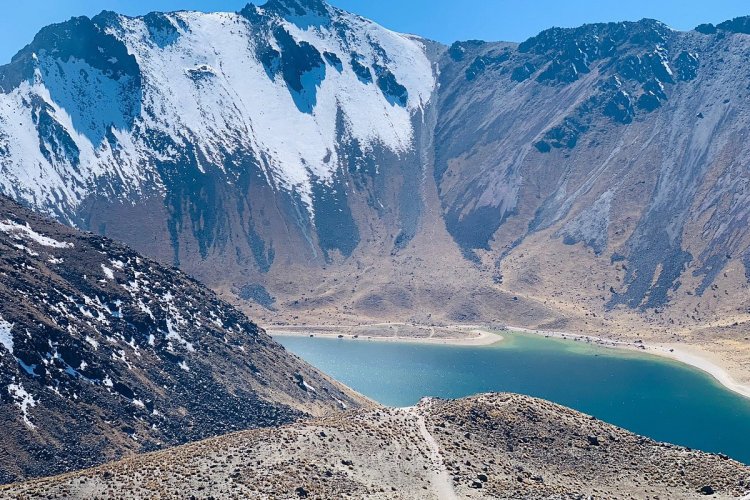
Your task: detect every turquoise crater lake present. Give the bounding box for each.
[277,332,750,465]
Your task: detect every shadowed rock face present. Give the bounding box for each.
[3,5,750,328]
[264,0,330,18]
[0,0,434,271]
[0,15,142,146]
[4,394,749,498]
[0,196,364,484]
[435,16,750,312]
[436,19,687,255]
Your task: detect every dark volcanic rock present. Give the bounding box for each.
[0,196,361,484]
[350,53,373,83]
[699,484,715,495]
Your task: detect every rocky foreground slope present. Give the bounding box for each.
[3,393,748,499]
[0,195,366,484]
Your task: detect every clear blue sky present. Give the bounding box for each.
[1,1,749,64]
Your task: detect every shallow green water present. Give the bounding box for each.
[277,332,750,464]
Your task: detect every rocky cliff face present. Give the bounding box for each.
[0,0,436,275]
[0,195,364,484]
[435,18,750,338]
[3,4,750,339]
[438,20,736,297]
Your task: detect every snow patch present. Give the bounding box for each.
[0,220,73,248]
[101,264,115,280]
[13,244,39,257]
[166,318,195,352]
[0,7,435,220]
[138,299,154,319]
[0,315,14,355]
[85,336,100,350]
[8,382,37,429]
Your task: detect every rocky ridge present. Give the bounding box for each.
[3,393,748,499]
[0,195,366,484]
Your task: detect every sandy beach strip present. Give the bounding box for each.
[268,326,503,346]
[508,326,750,401]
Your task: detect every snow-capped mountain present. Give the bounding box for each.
[0,195,364,484]
[4,2,750,345]
[0,0,436,264]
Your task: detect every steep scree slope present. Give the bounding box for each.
[0,195,364,484]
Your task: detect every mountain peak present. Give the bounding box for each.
[696,16,750,35]
[261,0,330,17]
[519,18,671,55]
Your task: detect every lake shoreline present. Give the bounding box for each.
[268,323,750,401]
[268,326,502,347]
[507,326,750,401]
